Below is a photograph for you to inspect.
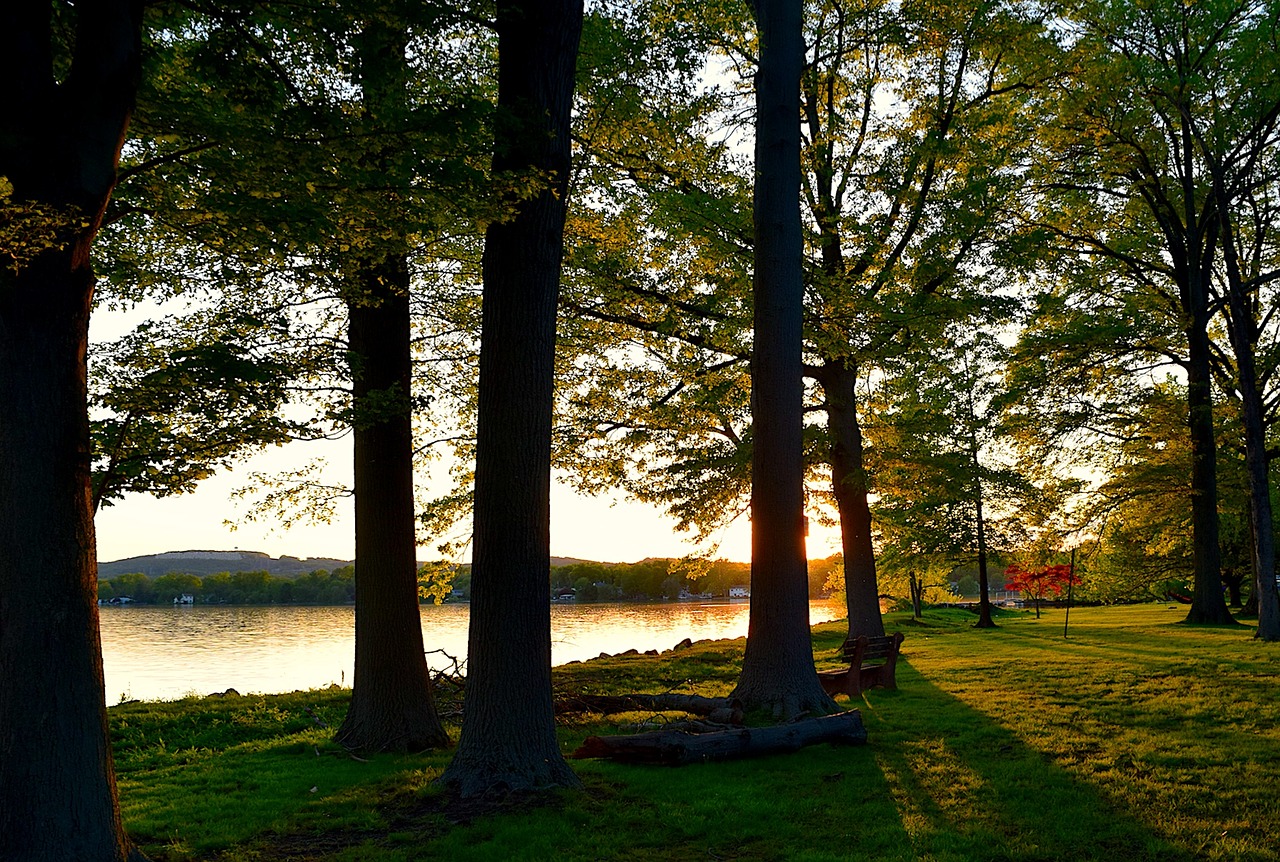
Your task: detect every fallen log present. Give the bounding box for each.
[572,710,866,765]
[555,693,744,725]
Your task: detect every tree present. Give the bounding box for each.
[873,327,1036,628]
[0,2,147,860]
[440,0,585,796]
[1003,563,1079,619]
[558,0,1046,646]
[334,7,449,754]
[1184,3,1280,639]
[103,1,489,750]
[1035,0,1239,625]
[729,0,836,720]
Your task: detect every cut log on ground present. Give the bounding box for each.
[572,710,866,765]
[555,693,744,725]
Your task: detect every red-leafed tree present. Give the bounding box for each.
[1003,563,1079,619]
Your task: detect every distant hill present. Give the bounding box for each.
[99,550,603,579]
[98,550,353,580]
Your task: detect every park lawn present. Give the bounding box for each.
[110,604,1280,862]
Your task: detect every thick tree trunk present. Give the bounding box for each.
[0,3,144,859]
[0,259,139,862]
[573,711,867,764]
[335,261,449,752]
[1183,318,1235,625]
[818,362,885,639]
[732,0,837,720]
[334,15,448,754]
[439,0,584,797]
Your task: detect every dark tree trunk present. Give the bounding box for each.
[973,480,996,628]
[439,0,584,797]
[335,260,449,752]
[0,3,144,859]
[333,12,449,754]
[819,362,885,639]
[1183,317,1235,625]
[732,0,837,720]
[1216,192,1279,639]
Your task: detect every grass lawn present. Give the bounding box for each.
[111,604,1280,861]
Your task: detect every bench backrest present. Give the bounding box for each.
[839,632,904,664]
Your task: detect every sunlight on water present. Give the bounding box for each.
[98,600,843,703]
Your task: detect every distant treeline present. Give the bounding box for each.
[97,568,357,605]
[547,556,841,602]
[98,555,844,605]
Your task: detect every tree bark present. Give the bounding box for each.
[1183,315,1235,625]
[572,711,867,764]
[1214,182,1279,639]
[818,362,885,639]
[333,12,449,754]
[732,0,837,720]
[439,0,584,797]
[335,259,449,752]
[0,3,145,859]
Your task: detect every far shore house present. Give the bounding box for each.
[174,594,194,605]
[728,585,750,598]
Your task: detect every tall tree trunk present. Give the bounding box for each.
[439,0,584,797]
[333,10,449,755]
[335,260,449,752]
[1216,188,1279,639]
[1183,316,1235,624]
[0,3,144,860]
[818,362,884,639]
[732,0,836,719]
[973,468,996,628]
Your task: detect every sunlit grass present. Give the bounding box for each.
[111,604,1280,861]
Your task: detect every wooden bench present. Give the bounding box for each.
[817,632,905,697]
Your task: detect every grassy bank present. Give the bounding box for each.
[110,604,1279,861]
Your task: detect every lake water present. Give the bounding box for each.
[99,600,843,703]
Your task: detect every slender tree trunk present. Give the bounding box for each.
[333,11,449,754]
[0,3,144,859]
[973,473,996,628]
[1183,316,1235,625]
[818,362,884,639]
[732,0,836,719]
[335,260,449,752]
[440,0,584,797]
[1216,191,1279,639]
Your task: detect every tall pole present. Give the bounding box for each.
[1063,546,1076,639]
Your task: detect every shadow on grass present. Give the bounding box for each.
[852,665,1196,862]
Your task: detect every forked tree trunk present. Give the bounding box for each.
[334,13,449,754]
[0,3,144,859]
[819,362,885,639]
[439,0,584,797]
[336,259,449,752]
[732,0,837,720]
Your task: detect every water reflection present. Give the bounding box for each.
[99,600,842,704]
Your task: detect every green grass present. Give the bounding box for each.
[111,604,1280,861]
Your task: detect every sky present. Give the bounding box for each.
[89,298,846,568]
[92,434,845,565]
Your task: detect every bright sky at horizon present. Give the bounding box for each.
[92,434,846,566]
[89,297,846,568]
